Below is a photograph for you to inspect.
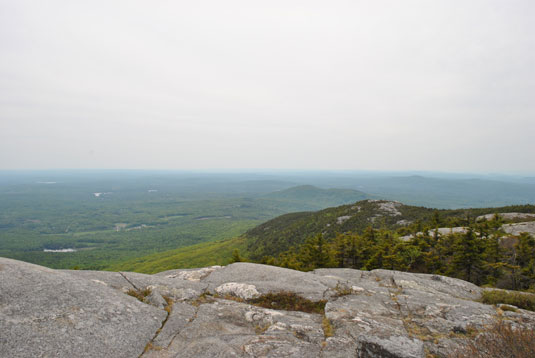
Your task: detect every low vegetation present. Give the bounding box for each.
[0,174,378,271]
[481,290,535,312]
[108,236,248,273]
[322,317,334,338]
[245,201,535,260]
[108,201,535,276]
[261,214,535,291]
[447,321,535,358]
[126,287,152,303]
[247,291,327,314]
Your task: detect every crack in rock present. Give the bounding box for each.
[138,301,173,357]
[119,272,141,291]
[164,304,201,351]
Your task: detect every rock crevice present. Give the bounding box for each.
[2,258,535,358]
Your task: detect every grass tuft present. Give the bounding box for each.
[247,291,327,314]
[334,283,353,297]
[322,316,334,337]
[162,294,174,313]
[126,287,152,303]
[499,304,518,312]
[191,292,215,307]
[481,290,535,312]
[447,321,535,358]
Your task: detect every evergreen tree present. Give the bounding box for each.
[231,249,242,263]
[482,234,504,285]
[515,233,535,289]
[451,229,483,283]
[431,211,441,228]
[298,234,334,270]
[333,233,348,268]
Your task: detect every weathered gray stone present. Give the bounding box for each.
[117,271,208,302]
[2,258,535,358]
[155,266,223,281]
[0,257,166,358]
[151,301,197,349]
[204,262,339,300]
[62,269,208,301]
[502,221,535,236]
[477,212,535,221]
[357,336,424,358]
[320,336,359,358]
[370,269,482,300]
[146,289,168,309]
[215,282,260,300]
[151,298,324,358]
[59,269,132,290]
[319,268,529,358]
[400,219,535,241]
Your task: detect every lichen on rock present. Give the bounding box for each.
[2,258,535,358]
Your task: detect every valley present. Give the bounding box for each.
[2,170,535,281]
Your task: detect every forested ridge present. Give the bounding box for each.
[112,199,535,286]
[256,211,535,291]
[245,199,535,260]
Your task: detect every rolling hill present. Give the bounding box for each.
[110,199,535,273]
[244,199,535,260]
[261,185,370,208]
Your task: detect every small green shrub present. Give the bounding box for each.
[247,291,327,314]
[481,290,535,312]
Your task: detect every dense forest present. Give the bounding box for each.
[0,172,371,270]
[3,171,535,278]
[257,214,535,291]
[245,200,535,260]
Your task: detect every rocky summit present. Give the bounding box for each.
[1,258,534,358]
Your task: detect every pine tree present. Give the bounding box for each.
[298,234,334,270]
[515,233,535,289]
[451,228,483,284]
[333,233,348,268]
[231,249,242,263]
[482,234,504,285]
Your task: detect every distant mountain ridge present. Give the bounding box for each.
[262,185,369,206]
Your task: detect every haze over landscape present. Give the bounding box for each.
[1,0,535,172]
[3,2,535,357]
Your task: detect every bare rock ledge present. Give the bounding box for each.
[1,258,534,358]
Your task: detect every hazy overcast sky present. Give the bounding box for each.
[1,0,534,172]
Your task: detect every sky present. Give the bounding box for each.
[1,0,534,173]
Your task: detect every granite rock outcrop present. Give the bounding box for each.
[1,258,534,358]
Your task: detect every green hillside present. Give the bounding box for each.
[0,175,376,270]
[111,199,535,274]
[107,236,247,274]
[245,200,535,260]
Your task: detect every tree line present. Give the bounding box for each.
[258,215,535,291]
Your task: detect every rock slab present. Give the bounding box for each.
[2,259,535,358]
[0,258,166,358]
